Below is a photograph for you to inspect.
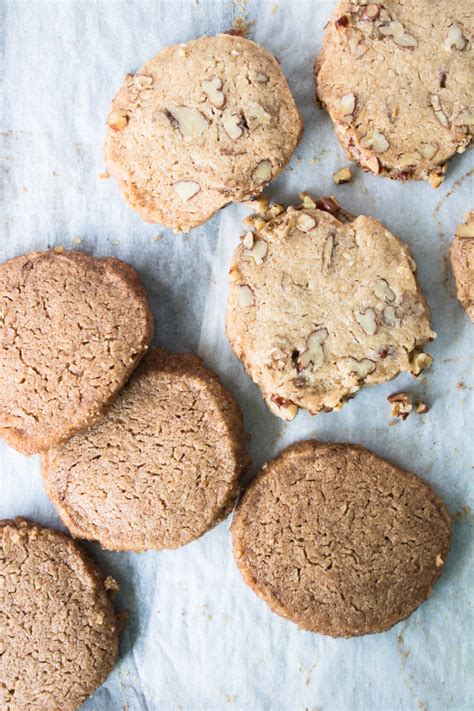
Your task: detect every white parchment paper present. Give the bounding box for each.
[1,1,473,709]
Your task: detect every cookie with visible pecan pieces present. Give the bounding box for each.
[316,0,473,185]
[226,194,435,420]
[451,211,474,320]
[105,34,302,231]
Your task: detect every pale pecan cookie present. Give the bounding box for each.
[42,349,249,552]
[0,519,120,710]
[105,33,303,231]
[0,250,153,454]
[451,211,474,320]
[226,195,435,421]
[232,441,451,637]
[316,0,473,186]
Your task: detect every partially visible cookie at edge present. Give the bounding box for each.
[232,441,452,637]
[0,518,120,711]
[105,33,303,231]
[450,211,474,320]
[0,249,154,455]
[315,0,473,186]
[226,194,435,421]
[42,348,249,552]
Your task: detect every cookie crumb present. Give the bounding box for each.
[415,401,428,414]
[387,392,413,420]
[333,166,352,185]
[99,171,110,180]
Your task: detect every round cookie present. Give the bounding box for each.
[0,249,153,455]
[226,195,435,421]
[0,519,120,710]
[316,0,473,186]
[104,33,303,231]
[42,348,249,552]
[232,441,451,638]
[450,211,474,321]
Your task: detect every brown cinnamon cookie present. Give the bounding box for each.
[226,195,435,421]
[232,441,451,638]
[104,33,303,231]
[451,211,474,320]
[316,0,473,186]
[0,519,120,710]
[42,349,249,552]
[0,249,153,455]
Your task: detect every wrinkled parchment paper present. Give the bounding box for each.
[1,1,473,709]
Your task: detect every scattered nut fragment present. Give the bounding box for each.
[252,160,273,184]
[365,156,380,174]
[202,76,225,108]
[379,21,417,48]
[322,235,334,272]
[247,102,271,127]
[347,29,368,58]
[374,278,395,303]
[173,180,200,201]
[315,197,341,214]
[383,306,400,328]
[430,95,449,128]
[360,131,389,153]
[243,195,269,214]
[134,74,153,88]
[222,112,244,140]
[333,167,352,185]
[267,395,299,421]
[298,329,328,370]
[388,392,413,420]
[242,231,254,249]
[444,23,466,51]
[108,111,128,131]
[238,285,255,307]
[339,92,356,123]
[409,351,433,376]
[420,143,438,160]
[361,3,379,20]
[245,238,268,265]
[296,212,317,232]
[229,265,243,283]
[300,193,316,210]
[428,173,444,188]
[398,152,421,169]
[354,308,377,335]
[347,357,376,379]
[168,106,208,139]
[415,401,429,414]
[454,109,474,126]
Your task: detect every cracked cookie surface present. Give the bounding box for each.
[105,33,303,231]
[315,0,473,185]
[451,211,474,320]
[232,441,451,637]
[226,196,435,420]
[0,250,153,455]
[42,349,249,551]
[0,519,119,710]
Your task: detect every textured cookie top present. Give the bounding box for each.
[226,196,435,420]
[0,250,153,454]
[232,441,451,638]
[450,211,474,321]
[0,519,119,710]
[104,34,303,231]
[316,0,473,185]
[42,349,249,551]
